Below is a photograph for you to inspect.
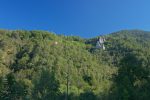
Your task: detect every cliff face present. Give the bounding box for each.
[96,37,105,50]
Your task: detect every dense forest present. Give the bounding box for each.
[0,29,150,100]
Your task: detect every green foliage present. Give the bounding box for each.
[0,29,150,100]
[32,69,60,100]
[0,73,28,100]
[79,91,97,100]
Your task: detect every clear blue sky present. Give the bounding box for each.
[0,0,150,38]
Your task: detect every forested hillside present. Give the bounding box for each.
[0,29,150,100]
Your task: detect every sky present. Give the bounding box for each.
[0,0,150,38]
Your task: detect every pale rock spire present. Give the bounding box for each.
[96,37,105,50]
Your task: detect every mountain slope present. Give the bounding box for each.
[0,29,150,100]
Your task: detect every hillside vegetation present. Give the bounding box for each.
[0,29,150,100]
